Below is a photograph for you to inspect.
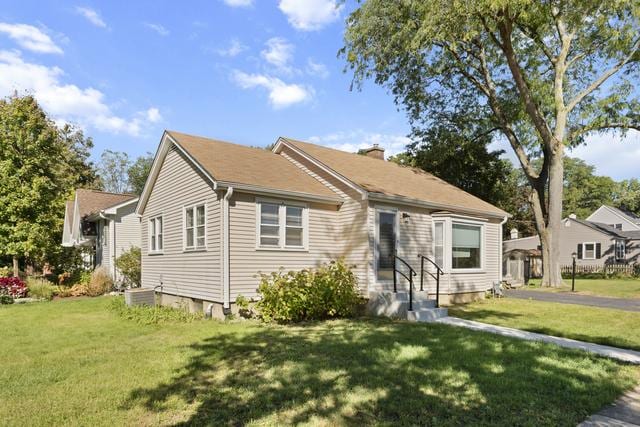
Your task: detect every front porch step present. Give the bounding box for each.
[407,307,449,323]
[367,291,442,319]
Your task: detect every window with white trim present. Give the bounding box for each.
[149,216,163,252]
[258,201,307,249]
[451,223,482,269]
[615,240,626,261]
[184,204,206,250]
[583,242,595,259]
[434,221,445,269]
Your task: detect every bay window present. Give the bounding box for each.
[258,200,307,249]
[451,223,482,270]
[434,221,444,269]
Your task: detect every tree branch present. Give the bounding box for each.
[568,122,640,141]
[496,15,557,148]
[566,36,640,112]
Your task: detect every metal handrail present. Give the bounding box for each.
[393,254,417,311]
[418,254,444,308]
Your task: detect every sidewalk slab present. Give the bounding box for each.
[436,317,640,364]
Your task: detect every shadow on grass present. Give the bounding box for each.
[123,318,635,426]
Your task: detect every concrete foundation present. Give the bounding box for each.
[156,292,240,320]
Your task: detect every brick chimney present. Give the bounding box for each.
[510,228,519,240]
[363,144,385,160]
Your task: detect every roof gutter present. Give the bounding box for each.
[367,193,510,220]
[222,186,233,310]
[216,180,343,205]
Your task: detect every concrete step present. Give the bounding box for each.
[407,308,449,323]
[367,291,438,318]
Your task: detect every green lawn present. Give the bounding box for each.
[1,297,638,426]
[526,278,640,299]
[450,298,640,351]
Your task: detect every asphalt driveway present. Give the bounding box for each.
[505,289,640,312]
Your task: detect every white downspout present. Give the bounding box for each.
[222,187,234,310]
[499,215,508,284]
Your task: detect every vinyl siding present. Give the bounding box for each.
[367,202,501,295]
[228,191,342,299]
[141,146,222,301]
[111,203,141,280]
[559,220,619,266]
[279,147,370,290]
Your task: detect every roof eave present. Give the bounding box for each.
[368,192,510,219]
[216,180,343,205]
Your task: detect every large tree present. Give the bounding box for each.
[98,150,131,193]
[343,0,640,286]
[0,95,98,276]
[127,152,153,195]
[563,157,618,219]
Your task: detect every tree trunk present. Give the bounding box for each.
[12,256,19,278]
[540,148,564,287]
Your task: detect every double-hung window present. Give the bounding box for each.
[451,223,482,270]
[149,216,163,253]
[258,201,307,249]
[184,204,206,250]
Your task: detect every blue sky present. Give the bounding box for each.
[0,0,638,180]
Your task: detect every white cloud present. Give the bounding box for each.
[278,0,343,31]
[308,130,410,157]
[0,23,63,54]
[144,22,169,36]
[306,58,329,78]
[0,50,158,136]
[76,7,108,29]
[145,107,162,123]
[232,70,313,109]
[222,0,253,7]
[261,37,295,73]
[216,38,247,57]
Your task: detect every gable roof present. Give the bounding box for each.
[277,137,508,217]
[75,189,136,218]
[569,218,630,239]
[604,205,640,225]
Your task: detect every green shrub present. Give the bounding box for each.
[0,267,10,278]
[26,278,56,301]
[87,267,114,297]
[0,294,13,304]
[108,297,204,325]
[115,247,141,288]
[256,260,362,323]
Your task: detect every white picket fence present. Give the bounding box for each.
[561,264,636,275]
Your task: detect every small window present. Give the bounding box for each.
[615,240,626,261]
[583,243,595,259]
[149,216,163,253]
[102,222,108,247]
[615,223,623,230]
[434,221,444,269]
[452,223,482,269]
[184,204,206,250]
[257,201,307,249]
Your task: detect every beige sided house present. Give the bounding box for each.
[62,189,141,280]
[136,130,509,319]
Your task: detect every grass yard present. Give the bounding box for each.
[526,278,640,299]
[1,298,638,426]
[450,298,640,351]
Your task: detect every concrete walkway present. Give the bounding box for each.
[579,385,640,426]
[435,317,640,364]
[506,289,640,312]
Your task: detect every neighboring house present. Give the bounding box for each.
[587,205,640,232]
[503,209,640,283]
[136,130,508,318]
[62,189,141,280]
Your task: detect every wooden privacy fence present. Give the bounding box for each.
[561,264,636,275]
